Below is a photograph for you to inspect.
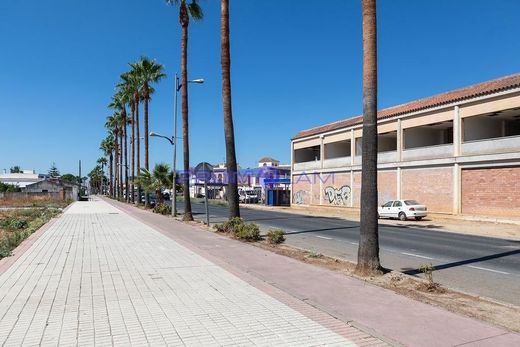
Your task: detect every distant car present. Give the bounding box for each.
[239,190,258,204]
[378,199,427,221]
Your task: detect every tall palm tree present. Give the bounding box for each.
[220,0,240,219]
[124,67,143,204]
[97,157,108,194]
[100,136,114,196]
[105,112,123,198]
[166,0,203,221]
[109,91,131,202]
[134,57,166,207]
[356,0,382,276]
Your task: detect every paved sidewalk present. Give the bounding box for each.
[108,199,520,347]
[0,199,380,346]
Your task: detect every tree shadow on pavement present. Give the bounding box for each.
[402,249,520,275]
[285,226,359,235]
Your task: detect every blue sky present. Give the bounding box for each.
[1,0,520,175]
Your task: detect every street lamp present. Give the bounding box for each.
[170,73,205,217]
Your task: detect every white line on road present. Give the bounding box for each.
[315,235,333,240]
[467,265,510,275]
[401,252,434,260]
[349,241,358,245]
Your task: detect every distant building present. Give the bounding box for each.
[189,158,291,203]
[23,180,79,201]
[0,170,46,188]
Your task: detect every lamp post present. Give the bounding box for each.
[171,73,204,217]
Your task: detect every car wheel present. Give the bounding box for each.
[398,212,407,221]
[415,216,423,221]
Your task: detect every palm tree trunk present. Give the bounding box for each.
[123,108,129,202]
[356,0,382,276]
[221,0,240,219]
[181,7,193,221]
[131,100,136,203]
[144,85,150,209]
[136,93,141,204]
[119,130,124,199]
[114,135,119,198]
[109,154,113,197]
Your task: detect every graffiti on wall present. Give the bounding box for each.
[324,185,351,205]
[293,190,307,205]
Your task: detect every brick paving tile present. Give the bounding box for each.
[0,199,382,346]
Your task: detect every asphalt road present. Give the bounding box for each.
[173,200,520,306]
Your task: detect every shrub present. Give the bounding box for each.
[214,217,244,233]
[153,203,171,215]
[266,229,285,244]
[234,223,261,241]
[0,218,28,231]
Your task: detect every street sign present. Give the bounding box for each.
[194,162,214,226]
[194,162,214,182]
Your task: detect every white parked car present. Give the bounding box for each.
[239,190,259,204]
[378,199,427,221]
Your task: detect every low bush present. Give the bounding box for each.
[214,217,244,233]
[153,203,171,215]
[0,218,28,231]
[266,229,285,244]
[234,223,261,241]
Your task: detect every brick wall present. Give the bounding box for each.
[402,167,453,213]
[292,174,312,205]
[378,171,397,206]
[352,172,362,208]
[462,167,520,216]
[321,172,351,206]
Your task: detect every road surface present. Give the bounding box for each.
[174,200,520,306]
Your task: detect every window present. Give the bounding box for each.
[404,200,419,206]
[393,201,402,207]
[383,201,393,207]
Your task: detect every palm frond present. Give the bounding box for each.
[188,1,203,20]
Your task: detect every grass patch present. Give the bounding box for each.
[0,208,62,259]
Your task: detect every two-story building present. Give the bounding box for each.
[291,73,520,217]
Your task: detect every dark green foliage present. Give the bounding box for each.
[153,203,171,215]
[266,229,285,244]
[0,182,21,193]
[234,223,261,241]
[214,217,243,233]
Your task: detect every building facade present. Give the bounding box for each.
[291,73,520,217]
[0,170,45,188]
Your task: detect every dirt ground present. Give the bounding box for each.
[246,204,520,240]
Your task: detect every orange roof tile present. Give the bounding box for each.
[293,73,520,140]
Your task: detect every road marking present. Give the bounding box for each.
[401,252,434,260]
[315,235,333,240]
[349,241,358,245]
[467,265,510,275]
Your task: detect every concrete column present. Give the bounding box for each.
[350,129,355,166]
[453,163,461,214]
[350,170,354,207]
[397,119,403,162]
[397,167,401,200]
[320,135,324,170]
[290,141,294,206]
[453,106,461,157]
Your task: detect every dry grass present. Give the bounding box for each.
[0,196,70,208]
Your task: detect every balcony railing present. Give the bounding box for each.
[323,156,351,169]
[461,135,520,156]
[293,161,320,171]
[402,144,453,161]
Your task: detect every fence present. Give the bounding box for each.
[0,192,65,201]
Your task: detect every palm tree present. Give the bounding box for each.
[220,0,240,219]
[136,163,172,205]
[134,57,166,207]
[105,112,123,198]
[109,91,131,202]
[166,0,203,221]
[97,157,108,194]
[100,136,115,196]
[122,67,143,204]
[356,0,382,276]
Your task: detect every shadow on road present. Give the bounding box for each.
[285,226,359,235]
[402,249,520,275]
